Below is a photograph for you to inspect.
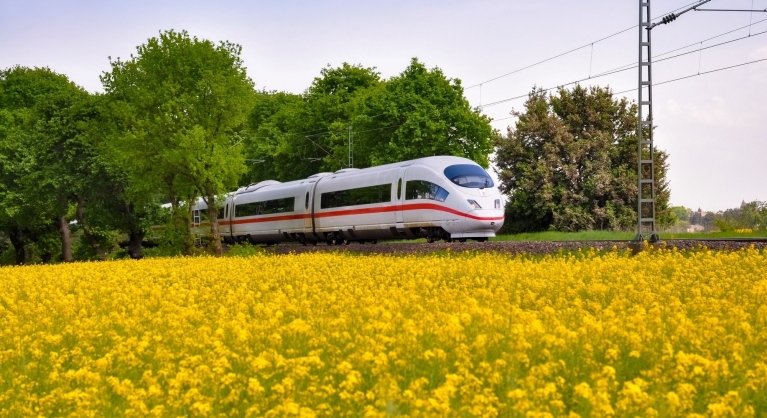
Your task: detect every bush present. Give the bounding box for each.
[225,243,265,258]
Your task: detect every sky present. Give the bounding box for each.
[1,0,765,211]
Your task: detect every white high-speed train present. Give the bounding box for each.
[191,156,504,245]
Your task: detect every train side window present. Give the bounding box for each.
[225,204,229,218]
[235,202,260,217]
[305,192,310,209]
[235,197,295,217]
[406,180,449,202]
[321,184,391,209]
[217,205,225,220]
[261,197,295,215]
[397,178,402,199]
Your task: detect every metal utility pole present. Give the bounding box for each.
[633,0,710,245]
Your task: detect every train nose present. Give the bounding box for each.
[466,209,504,232]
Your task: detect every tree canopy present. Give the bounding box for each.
[101,30,255,255]
[493,85,672,233]
[0,66,96,263]
[243,59,493,183]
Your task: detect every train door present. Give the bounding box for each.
[395,166,409,225]
[225,198,232,237]
[303,184,313,231]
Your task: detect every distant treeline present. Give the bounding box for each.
[671,202,767,232]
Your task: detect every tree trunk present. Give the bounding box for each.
[206,193,223,256]
[127,231,144,259]
[123,201,144,259]
[184,199,195,256]
[76,196,104,259]
[59,215,73,262]
[8,227,26,265]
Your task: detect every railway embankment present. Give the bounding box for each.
[263,239,767,256]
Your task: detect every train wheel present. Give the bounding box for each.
[426,236,434,243]
[371,240,378,244]
[458,239,466,243]
[476,238,488,243]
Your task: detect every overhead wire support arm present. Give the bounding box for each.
[647,0,710,29]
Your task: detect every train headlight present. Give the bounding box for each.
[494,199,501,209]
[467,199,482,209]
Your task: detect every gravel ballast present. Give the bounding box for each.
[261,239,766,256]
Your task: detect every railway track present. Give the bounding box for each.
[260,238,767,256]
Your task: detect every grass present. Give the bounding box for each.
[492,230,766,241]
[382,229,765,245]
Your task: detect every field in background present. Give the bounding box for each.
[2,249,766,416]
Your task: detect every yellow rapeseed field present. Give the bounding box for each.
[1,247,766,417]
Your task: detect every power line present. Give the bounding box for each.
[591,17,767,75]
[612,57,767,95]
[479,27,767,109]
[484,56,766,119]
[654,29,766,64]
[465,0,707,89]
[694,8,767,12]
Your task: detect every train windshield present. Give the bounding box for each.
[443,164,494,189]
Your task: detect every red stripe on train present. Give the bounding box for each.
[219,203,503,226]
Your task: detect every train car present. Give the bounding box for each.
[191,156,504,245]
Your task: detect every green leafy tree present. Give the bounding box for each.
[0,66,95,263]
[669,205,691,224]
[493,85,672,233]
[101,30,255,256]
[243,63,381,182]
[242,90,315,183]
[350,58,493,169]
[244,59,494,183]
[71,94,165,260]
[712,201,767,232]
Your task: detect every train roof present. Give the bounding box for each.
[235,156,482,195]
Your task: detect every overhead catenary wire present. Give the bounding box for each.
[485,56,767,124]
[479,28,767,109]
[589,17,767,75]
[465,0,708,89]
[694,8,767,12]
[491,56,767,117]
[612,57,767,95]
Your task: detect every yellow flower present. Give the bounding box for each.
[0,247,765,415]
